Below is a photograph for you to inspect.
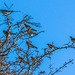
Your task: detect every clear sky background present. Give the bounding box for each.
[0,0,75,75]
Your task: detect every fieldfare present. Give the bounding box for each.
[70,36,75,43]
[0,9,20,15]
[24,24,37,31]
[25,30,38,36]
[3,30,16,37]
[31,57,36,62]
[47,43,57,50]
[26,41,37,49]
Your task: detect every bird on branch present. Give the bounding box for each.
[1,63,6,66]
[3,30,16,38]
[31,57,36,62]
[26,41,37,49]
[24,24,37,31]
[25,30,38,36]
[47,43,57,50]
[0,9,20,15]
[70,36,75,43]
[19,55,26,63]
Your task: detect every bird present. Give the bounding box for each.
[26,41,37,49]
[47,43,57,50]
[25,30,38,36]
[24,24,37,31]
[31,57,36,62]
[70,36,75,43]
[19,55,26,63]
[0,9,20,15]
[3,30,16,37]
[1,63,6,66]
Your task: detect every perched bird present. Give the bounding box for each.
[47,43,57,50]
[3,30,16,37]
[19,55,26,63]
[1,63,6,66]
[0,9,20,15]
[25,30,38,36]
[70,36,75,43]
[31,57,36,62]
[24,24,37,31]
[26,41,37,49]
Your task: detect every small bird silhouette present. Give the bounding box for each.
[47,43,57,50]
[1,63,6,66]
[24,24,37,31]
[0,9,20,15]
[70,36,75,43]
[31,57,36,62]
[26,41,37,49]
[19,55,26,63]
[25,30,38,36]
[3,30,16,37]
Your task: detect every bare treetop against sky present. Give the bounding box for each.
[0,0,75,75]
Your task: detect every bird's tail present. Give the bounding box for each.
[32,29,37,31]
[35,47,37,49]
[9,10,21,12]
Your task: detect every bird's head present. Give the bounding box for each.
[3,30,5,32]
[19,55,21,58]
[31,57,33,60]
[3,30,7,34]
[47,43,49,45]
[70,36,72,38]
[26,41,28,43]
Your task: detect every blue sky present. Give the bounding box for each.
[0,0,75,75]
